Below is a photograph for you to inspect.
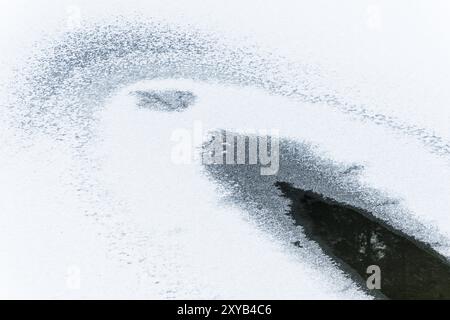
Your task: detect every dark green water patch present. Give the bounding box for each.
[275,181,450,299]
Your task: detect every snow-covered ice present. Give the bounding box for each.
[1,0,449,299]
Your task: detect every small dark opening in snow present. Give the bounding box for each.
[131,90,196,112]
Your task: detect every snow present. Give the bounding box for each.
[1,0,449,299]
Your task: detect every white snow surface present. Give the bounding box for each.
[1,1,450,299]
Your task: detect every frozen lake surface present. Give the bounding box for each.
[1,0,450,299]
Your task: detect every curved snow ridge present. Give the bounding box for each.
[14,19,450,159]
